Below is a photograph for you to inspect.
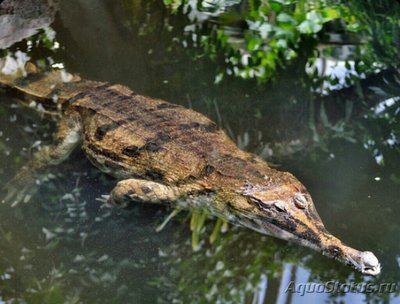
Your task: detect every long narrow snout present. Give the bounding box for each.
[237,203,382,275]
[321,234,381,275]
[236,209,381,275]
[284,213,381,276]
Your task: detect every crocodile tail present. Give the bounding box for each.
[0,61,99,110]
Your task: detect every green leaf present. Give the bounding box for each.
[276,39,287,48]
[306,11,324,24]
[321,8,340,21]
[270,2,283,12]
[277,13,297,24]
[257,23,273,40]
[369,86,388,97]
[164,0,183,12]
[298,20,322,34]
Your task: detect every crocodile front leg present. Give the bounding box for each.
[102,179,203,207]
[2,110,82,206]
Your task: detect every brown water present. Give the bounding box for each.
[0,0,400,303]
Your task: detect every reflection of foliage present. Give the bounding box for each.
[156,228,291,303]
[155,218,399,304]
[343,0,400,69]
[164,0,343,82]
[161,0,400,84]
[363,97,400,166]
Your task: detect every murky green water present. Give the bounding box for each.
[1,0,400,303]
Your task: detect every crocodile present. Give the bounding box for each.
[0,64,381,275]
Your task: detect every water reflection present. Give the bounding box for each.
[1,0,400,303]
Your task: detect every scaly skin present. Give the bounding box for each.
[0,65,381,275]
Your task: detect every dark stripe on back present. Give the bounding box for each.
[122,132,173,157]
[95,88,172,127]
[178,122,219,133]
[14,72,48,87]
[91,88,178,133]
[96,82,114,90]
[97,91,139,111]
[157,102,180,109]
[95,117,137,140]
[68,91,94,104]
[80,86,222,167]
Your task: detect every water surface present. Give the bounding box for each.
[0,0,400,303]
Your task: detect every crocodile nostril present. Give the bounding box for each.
[360,251,380,273]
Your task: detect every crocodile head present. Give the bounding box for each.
[222,171,381,276]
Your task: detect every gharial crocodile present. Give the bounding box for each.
[0,63,381,275]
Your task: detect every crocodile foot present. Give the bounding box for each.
[1,181,38,207]
[1,167,38,207]
[95,194,117,208]
[103,178,183,207]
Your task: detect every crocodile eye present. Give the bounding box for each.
[293,193,308,209]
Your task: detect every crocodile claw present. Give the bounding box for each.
[96,194,110,204]
[1,169,38,207]
[96,194,115,208]
[1,184,36,207]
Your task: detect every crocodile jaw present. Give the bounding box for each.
[231,176,382,276]
[233,211,381,276]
